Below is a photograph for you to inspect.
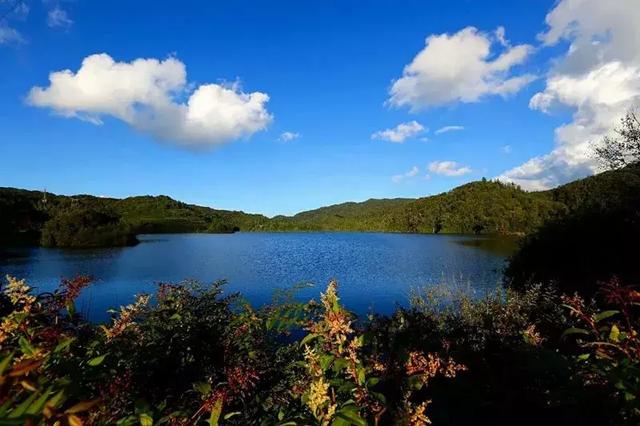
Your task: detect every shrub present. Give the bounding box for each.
[562,278,640,424]
[0,275,632,425]
[505,198,640,298]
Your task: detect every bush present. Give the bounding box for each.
[505,198,640,298]
[561,278,640,424]
[0,275,633,425]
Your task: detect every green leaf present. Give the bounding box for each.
[25,387,52,415]
[193,382,211,396]
[209,398,223,426]
[88,354,107,366]
[46,390,66,409]
[139,413,153,426]
[320,354,334,370]
[609,324,620,342]
[266,317,275,331]
[8,393,38,418]
[366,377,380,387]
[407,374,425,390]
[54,337,75,353]
[594,310,619,322]
[333,405,367,426]
[18,337,35,357]
[66,399,100,414]
[0,353,14,376]
[223,412,241,420]
[66,301,76,317]
[332,358,348,373]
[0,418,27,425]
[562,327,589,337]
[356,367,366,386]
[300,333,319,347]
[577,353,590,361]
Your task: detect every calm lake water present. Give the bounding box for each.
[0,233,516,321]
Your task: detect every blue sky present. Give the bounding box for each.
[1,0,638,216]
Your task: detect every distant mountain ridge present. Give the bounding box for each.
[2,164,639,246]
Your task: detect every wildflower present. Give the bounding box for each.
[59,276,92,305]
[0,317,19,345]
[320,280,340,313]
[523,324,544,346]
[101,294,150,341]
[405,352,466,383]
[306,376,336,423]
[4,276,36,308]
[225,365,259,394]
[407,400,432,426]
[304,345,322,376]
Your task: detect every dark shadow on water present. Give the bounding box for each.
[452,235,520,256]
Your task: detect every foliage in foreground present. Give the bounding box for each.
[0,275,637,425]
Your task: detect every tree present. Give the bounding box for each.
[595,108,640,170]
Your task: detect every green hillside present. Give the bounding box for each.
[262,198,412,232]
[0,189,270,247]
[268,179,564,235]
[2,164,639,247]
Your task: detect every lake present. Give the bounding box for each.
[0,233,516,321]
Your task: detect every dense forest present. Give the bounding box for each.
[0,189,271,247]
[2,162,640,247]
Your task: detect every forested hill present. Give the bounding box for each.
[2,163,639,246]
[261,164,640,234]
[262,180,562,234]
[0,189,270,247]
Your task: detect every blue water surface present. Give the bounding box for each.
[0,233,513,321]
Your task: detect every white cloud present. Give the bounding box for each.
[372,120,425,143]
[0,23,23,44]
[0,1,28,45]
[279,131,301,142]
[495,26,509,47]
[388,26,535,110]
[502,145,512,154]
[47,7,73,29]
[27,53,273,148]
[499,0,640,190]
[391,166,419,183]
[435,125,464,135]
[428,161,472,177]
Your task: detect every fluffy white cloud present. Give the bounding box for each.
[47,7,73,29]
[388,27,535,110]
[428,161,472,177]
[279,131,301,142]
[391,165,420,183]
[499,0,640,189]
[27,53,273,148]
[435,125,464,135]
[372,120,425,143]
